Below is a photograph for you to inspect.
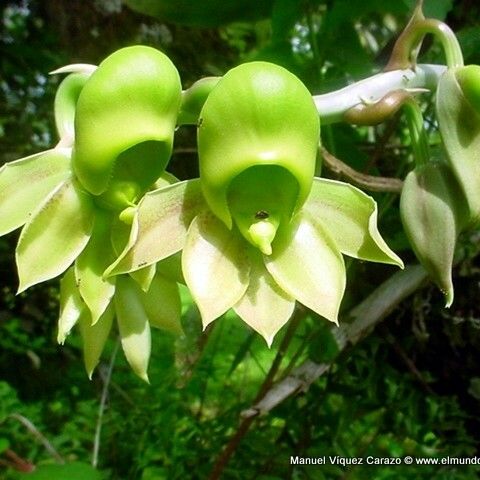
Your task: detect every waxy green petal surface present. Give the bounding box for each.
[305,178,403,267]
[78,304,114,379]
[16,179,95,292]
[106,179,205,276]
[58,267,85,344]
[234,250,294,346]
[115,275,151,382]
[140,274,182,334]
[75,212,116,324]
[182,211,250,329]
[0,149,71,236]
[265,210,345,324]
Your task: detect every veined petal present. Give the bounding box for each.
[58,267,85,344]
[78,303,114,379]
[75,211,116,324]
[106,179,205,276]
[140,274,182,334]
[114,275,151,382]
[265,210,345,324]
[234,250,295,347]
[304,177,403,267]
[16,178,95,292]
[0,149,71,236]
[182,211,250,329]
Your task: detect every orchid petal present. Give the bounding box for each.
[75,212,116,324]
[140,274,182,334]
[265,210,345,324]
[0,149,71,236]
[129,264,156,292]
[234,250,295,346]
[105,179,205,276]
[182,211,250,329]
[115,275,151,382]
[304,178,403,267]
[58,267,85,344]
[16,178,95,292]
[78,304,114,379]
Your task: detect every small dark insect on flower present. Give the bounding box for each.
[255,210,269,219]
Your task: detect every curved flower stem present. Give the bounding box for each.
[314,64,445,124]
[385,2,464,71]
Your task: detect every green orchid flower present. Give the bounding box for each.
[107,62,403,345]
[0,45,184,380]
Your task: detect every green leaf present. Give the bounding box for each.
[234,249,294,346]
[16,178,95,292]
[140,274,182,334]
[436,69,480,223]
[20,462,103,480]
[106,179,205,276]
[182,211,250,329]
[78,304,114,379]
[115,275,151,382]
[58,267,85,344]
[0,148,71,236]
[305,178,403,267]
[75,211,116,324]
[265,210,345,324]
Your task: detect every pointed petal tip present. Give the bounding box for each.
[49,64,97,75]
[443,289,454,308]
[264,335,274,348]
[138,372,150,384]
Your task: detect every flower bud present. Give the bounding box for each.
[73,46,182,196]
[197,61,320,254]
[400,161,467,306]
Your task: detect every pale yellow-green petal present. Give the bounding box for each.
[182,211,250,329]
[265,210,345,324]
[0,149,71,236]
[16,178,95,292]
[58,267,85,344]
[305,177,403,267]
[114,275,151,382]
[75,212,116,324]
[106,179,205,276]
[129,264,156,292]
[78,304,114,379]
[234,250,295,346]
[141,274,182,334]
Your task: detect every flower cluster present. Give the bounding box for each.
[0,48,403,380]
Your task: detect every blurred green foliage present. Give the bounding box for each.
[2,0,480,479]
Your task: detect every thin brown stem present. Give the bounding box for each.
[208,309,303,480]
[321,147,403,192]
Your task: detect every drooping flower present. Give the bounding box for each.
[0,46,184,380]
[107,62,403,345]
